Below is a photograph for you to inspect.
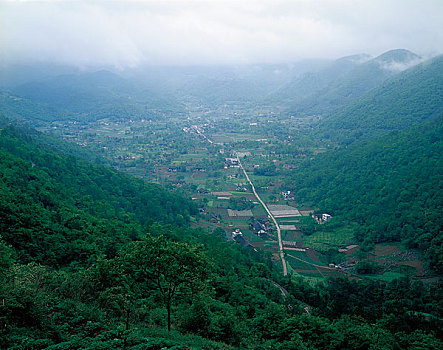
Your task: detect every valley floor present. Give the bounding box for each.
[39,112,431,283]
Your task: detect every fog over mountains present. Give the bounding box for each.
[1,1,443,349]
[2,1,442,67]
[1,49,441,132]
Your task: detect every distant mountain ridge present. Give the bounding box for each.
[285,49,422,115]
[0,49,433,125]
[0,89,72,122]
[265,53,371,109]
[9,70,184,122]
[319,54,443,143]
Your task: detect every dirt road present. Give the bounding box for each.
[236,154,288,276]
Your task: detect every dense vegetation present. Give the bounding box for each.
[0,89,72,123]
[291,49,420,116]
[266,54,366,110]
[288,116,443,273]
[0,122,195,268]
[319,55,443,144]
[1,50,442,348]
[2,227,443,349]
[9,70,183,122]
[0,119,442,349]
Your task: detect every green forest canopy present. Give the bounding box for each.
[288,116,443,273]
[0,114,442,348]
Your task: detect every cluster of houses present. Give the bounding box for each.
[230,229,252,248]
[235,182,249,192]
[282,190,295,200]
[209,213,220,223]
[249,218,271,237]
[328,245,360,270]
[225,157,240,168]
[329,259,358,271]
[182,124,209,135]
[312,213,332,224]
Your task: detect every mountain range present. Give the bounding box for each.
[0,49,436,126]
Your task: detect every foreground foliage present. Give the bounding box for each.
[0,121,442,349]
[0,122,195,268]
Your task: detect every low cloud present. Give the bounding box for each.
[380,58,426,73]
[1,0,442,67]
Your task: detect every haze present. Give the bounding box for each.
[1,0,443,68]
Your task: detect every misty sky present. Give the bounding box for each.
[1,0,443,67]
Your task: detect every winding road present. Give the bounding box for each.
[236,154,288,276]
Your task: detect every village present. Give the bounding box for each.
[40,112,427,282]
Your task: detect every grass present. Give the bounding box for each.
[179,153,208,159]
[367,272,406,282]
[303,227,355,250]
[210,132,263,143]
[130,325,234,350]
[295,271,323,278]
[242,231,267,243]
[286,250,325,266]
[251,205,267,217]
[286,255,318,270]
[282,230,302,241]
[223,219,250,228]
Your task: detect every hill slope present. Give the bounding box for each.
[320,54,443,143]
[0,89,73,122]
[289,116,443,272]
[11,70,183,121]
[289,49,421,115]
[0,121,195,267]
[267,53,370,110]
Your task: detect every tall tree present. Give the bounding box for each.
[123,234,210,331]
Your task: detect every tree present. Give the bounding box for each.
[123,234,211,331]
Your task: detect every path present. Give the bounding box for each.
[236,154,288,276]
[191,126,288,275]
[192,125,223,145]
[286,253,336,270]
[272,281,289,297]
[194,128,213,144]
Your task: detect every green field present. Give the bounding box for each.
[282,230,302,241]
[286,250,324,266]
[366,272,406,282]
[286,256,316,271]
[303,227,355,250]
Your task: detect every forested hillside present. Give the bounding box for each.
[1,119,442,349]
[0,89,72,123]
[288,116,443,272]
[265,54,369,109]
[10,70,183,121]
[284,49,420,116]
[319,54,443,144]
[0,121,195,267]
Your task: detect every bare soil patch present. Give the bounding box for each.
[306,249,321,262]
[374,244,402,257]
[399,260,425,277]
